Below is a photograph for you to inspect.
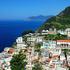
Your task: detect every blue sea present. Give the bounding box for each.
[0,20,44,52]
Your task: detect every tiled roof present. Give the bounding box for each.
[57,40,70,42]
[8,48,15,54]
[46,58,51,62]
[52,55,59,58]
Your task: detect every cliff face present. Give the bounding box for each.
[38,6,70,32]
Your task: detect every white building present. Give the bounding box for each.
[36,36,43,43]
[4,47,11,52]
[27,36,36,42]
[57,30,65,35]
[41,30,48,35]
[16,37,27,51]
[65,28,70,37]
[27,35,43,46]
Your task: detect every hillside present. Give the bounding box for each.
[29,15,52,21]
[24,15,52,21]
[38,6,70,32]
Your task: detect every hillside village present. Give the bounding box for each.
[0,28,70,70]
[0,0,70,70]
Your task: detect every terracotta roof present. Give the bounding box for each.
[48,32,55,34]
[46,58,51,62]
[8,48,15,54]
[52,55,59,58]
[57,40,70,42]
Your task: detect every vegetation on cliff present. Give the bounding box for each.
[38,6,70,32]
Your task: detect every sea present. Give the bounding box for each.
[0,20,44,52]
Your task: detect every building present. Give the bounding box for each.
[27,35,44,46]
[27,36,36,42]
[57,40,70,49]
[0,50,13,70]
[41,30,48,35]
[41,40,61,58]
[36,36,43,43]
[16,37,27,52]
[48,28,57,35]
[57,30,65,35]
[65,28,70,37]
[41,40,56,49]
[41,28,57,35]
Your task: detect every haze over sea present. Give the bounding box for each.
[0,20,44,52]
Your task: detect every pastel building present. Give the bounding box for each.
[60,52,66,61]
[41,40,61,58]
[0,51,13,70]
[41,40,56,49]
[27,36,36,42]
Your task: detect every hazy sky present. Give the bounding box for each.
[0,0,70,20]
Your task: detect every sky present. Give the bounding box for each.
[0,0,70,20]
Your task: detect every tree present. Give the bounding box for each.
[35,43,42,55]
[62,49,70,69]
[62,49,68,60]
[62,49,69,67]
[23,36,27,43]
[10,51,27,70]
[35,43,41,52]
[44,33,67,40]
[55,33,67,40]
[44,34,57,40]
[32,61,43,70]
